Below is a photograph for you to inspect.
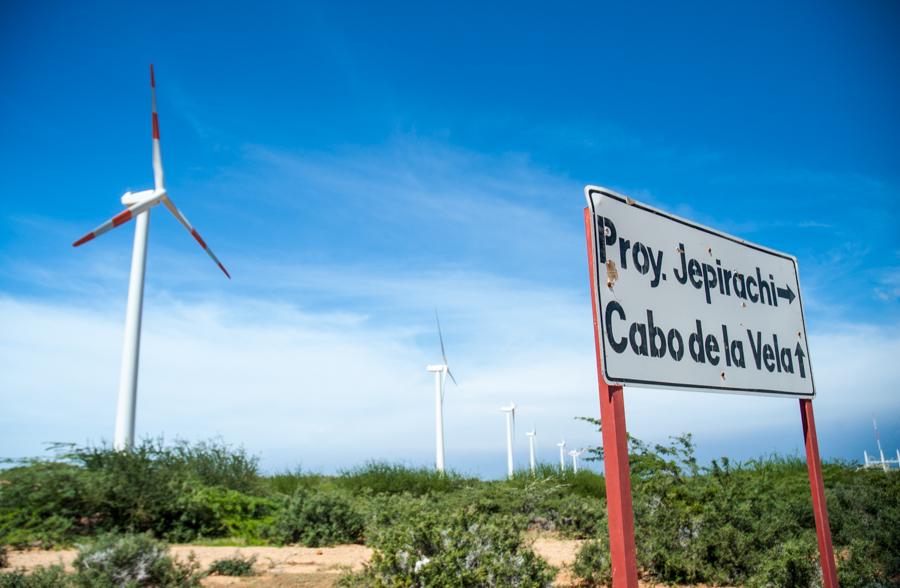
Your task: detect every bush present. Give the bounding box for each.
[572,537,612,587]
[173,486,276,543]
[0,565,70,587]
[0,439,268,545]
[207,554,257,576]
[746,534,819,588]
[338,463,470,496]
[269,489,364,546]
[0,461,90,546]
[838,538,891,588]
[346,508,555,587]
[71,533,201,587]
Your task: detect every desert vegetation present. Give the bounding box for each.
[0,429,897,587]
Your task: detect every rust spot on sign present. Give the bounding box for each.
[606,260,619,288]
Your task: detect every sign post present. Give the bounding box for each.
[583,185,838,587]
[585,207,639,587]
[800,398,839,586]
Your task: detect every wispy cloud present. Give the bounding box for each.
[3,135,898,476]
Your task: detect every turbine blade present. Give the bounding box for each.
[150,64,164,190]
[162,196,231,278]
[72,197,160,247]
[435,309,448,365]
[446,367,458,386]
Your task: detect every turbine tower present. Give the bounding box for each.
[874,417,888,472]
[569,448,584,474]
[525,428,537,475]
[556,438,567,472]
[73,65,230,450]
[500,403,516,478]
[426,310,457,472]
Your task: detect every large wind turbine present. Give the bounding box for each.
[73,65,230,451]
[500,403,516,478]
[556,439,567,472]
[525,427,537,475]
[426,311,457,472]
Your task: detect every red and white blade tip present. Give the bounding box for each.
[72,209,135,247]
[150,64,155,88]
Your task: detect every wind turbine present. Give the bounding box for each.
[556,438,567,472]
[569,448,585,474]
[426,311,457,472]
[874,417,889,472]
[526,427,537,475]
[500,403,516,478]
[73,65,230,451]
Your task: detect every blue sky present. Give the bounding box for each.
[2,1,898,477]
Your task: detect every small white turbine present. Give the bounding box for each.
[556,438,567,472]
[426,311,458,473]
[501,403,516,478]
[525,427,537,475]
[569,448,585,474]
[874,417,889,472]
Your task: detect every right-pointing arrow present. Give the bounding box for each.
[777,284,796,304]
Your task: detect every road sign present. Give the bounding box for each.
[586,185,814,397]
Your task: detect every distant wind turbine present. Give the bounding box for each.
[569,448,585,474]
[874,417,888,472]
[556,438,567,472]
[501,403,516,478]
[72,65,230,451]
[526,427,537,475]
[426,311,458,472]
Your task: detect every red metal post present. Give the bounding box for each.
[585,208,640,588]
[800,398,839,587]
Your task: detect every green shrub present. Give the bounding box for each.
[269,489,364,546]
[0,439,268,545]
[71,439,261,494]
[0,461,90,546]
[746,534,819,588]
[71,533,201,587]
[338,462,470,496]
[173,486,276,542]
[0,565,70,587]
[346,508,555,587]
[539,493,605,538]
[572,537,612,587]
[838,538,891,588]
[265,469,330,495]
[207,554,257,576]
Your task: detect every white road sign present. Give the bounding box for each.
[586,186,814,398]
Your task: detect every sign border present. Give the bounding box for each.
[586,185,816,398]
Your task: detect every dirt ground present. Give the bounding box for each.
[2,536,713,587]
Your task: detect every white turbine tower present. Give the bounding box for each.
[556,438,567,472]
[426,311,457,473]
[73,65,230,451]
[569,448,585,474]
[874,417,889,472]
[525,427,537,475]
[501,403,516,478]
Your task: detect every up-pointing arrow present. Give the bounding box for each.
[794,343,806,378]
[777,284,796,304]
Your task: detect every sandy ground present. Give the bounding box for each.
[2,537,722,587]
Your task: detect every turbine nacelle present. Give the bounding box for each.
[121,189,165,206]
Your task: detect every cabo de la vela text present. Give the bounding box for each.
[595,216,808,380]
